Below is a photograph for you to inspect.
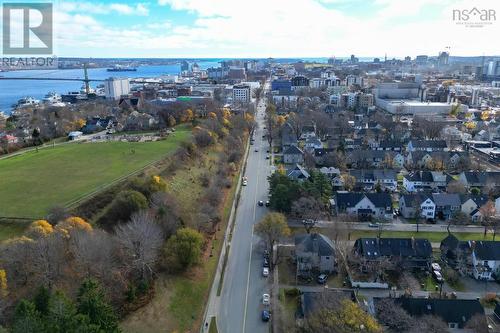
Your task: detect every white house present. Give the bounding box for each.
[470,241,500,280]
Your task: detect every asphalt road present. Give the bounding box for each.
[218,89,272,333]
[288,220,488,233]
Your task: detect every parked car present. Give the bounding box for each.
[368,222,379,228]
[242,180,248,186]
[262,294,270,306]
[431,263,442,272]
[263,258,270,268]
[250,141,254,145]
[254,149,259,152]
[265,200,270,207]
[261,310,271,322]
[262,267,269,277]
[258,200,264,206]
[317,274,328,284]
[433,270,444,283]
[266,155,270,160]
[263,250,270,259]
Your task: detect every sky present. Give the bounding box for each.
[1,0,499,58]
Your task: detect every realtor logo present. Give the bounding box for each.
[2,2,53,54]
[452,7,496,28]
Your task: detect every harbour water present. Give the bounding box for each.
[0,62,217,115]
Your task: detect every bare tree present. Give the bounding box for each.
[465,313,489,333]
[115,211,164,281]
[70,229,116,279]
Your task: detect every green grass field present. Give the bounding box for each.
[0,128,190,218]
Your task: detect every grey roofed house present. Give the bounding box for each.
[391,298,485,329]
[353,237,432,268]
[407,139,448,151]
[281,122,297,149]
[335,192,392,210]
[295,233,336,275]
[460,194,489,207]
[283,144,303,155]
[474,240,500,261]
[459,171,500,188]
[432,193,461,207]
[287,164,310,181]
[399,193,431,218]
[349,169,397,185]
[283,145,304,165]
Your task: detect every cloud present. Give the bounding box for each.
[60,2,149,16]
[48,0,499,57]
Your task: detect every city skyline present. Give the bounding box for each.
[1,0,496,58]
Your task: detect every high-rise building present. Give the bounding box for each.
[104,77,130,100]
[438,52,449,66]
[232,84,251,103]
[415,55,428,65]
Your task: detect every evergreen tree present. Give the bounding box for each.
[77,279,120,333]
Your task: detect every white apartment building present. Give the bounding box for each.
[232,84,251,103]
[104,77,130,100]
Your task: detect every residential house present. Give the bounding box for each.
[377,297,486,330]
[304,136,323,152]
[295,233,336,277]
[403,171,452,192]
[432,193,461,220]
[313,148,336,166]
[125,111,158,130]
[300,124,317,140]
[459,171,500,190]
[406,151,469,170]
[287,164,310,182]
[349,169,398,191]
[460,195,489,222]
[334,192,392,220]
[281,122,297,151]
[399,193,435,219]
[440,234,500,280]
[347,150,393,168]
[283,145,304,165]
[319,166,341,179]
[407,140,448,152]
[353,237,432,269]
[375,140,404,151]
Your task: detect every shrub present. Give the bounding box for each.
[99,190,148,228]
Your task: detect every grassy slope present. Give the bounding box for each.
[0,128,190,218]
[121,142,243,333]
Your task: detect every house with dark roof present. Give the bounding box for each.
[349,169,398,191]
[286,164,310,182]
[281,122,297,151]
[407,139,448,152]
[312,148,336,166]
[374,140,404,152]
[374,297,486,330]
[283,145,304,165]
[440,234,500,280]
[459,171,500,190]
[432,193,461,220]
[334,192,392,220]
[347,150,403,168]
[295,233,336,276]
[399,193,434,219]
[353,237,432,269]
[403,171,452,192]
[460,195,489,222]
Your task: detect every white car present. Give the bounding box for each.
[262,293,270,306]
[431,263,442,272]
[242,180,248,186]
[262,267,269,277]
